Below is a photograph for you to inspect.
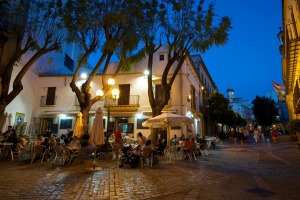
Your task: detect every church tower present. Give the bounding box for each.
[227,89,234,103]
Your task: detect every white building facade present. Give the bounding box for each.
[6,46,217,140]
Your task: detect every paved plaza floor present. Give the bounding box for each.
[0,137,300,200]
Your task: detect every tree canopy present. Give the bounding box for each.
[61,0,157,132]
[207,91,231,125]
[143,0,232,116]
[252,96,278,127]
[0,0,67,122]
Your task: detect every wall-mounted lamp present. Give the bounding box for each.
[201,86,204,90]
[137,110,143,118]
[96,78,119,102]
[187,94,191,102]
[80,73,87,79]
[107,78,115,86]
[112,88,120,100]
[96,89,104,97]
[277,27,283,44]
[59,114,66,119]
[144,70,149,78]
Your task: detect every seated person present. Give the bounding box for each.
[156,140,165,155]
[41,137,50,154]
[137,132,147,147]
[143,139,153,149]
[34,134,44,146]
[50,134,57,146]
[17,136,27,148]
[114,127,123,145]
[66,128,74,143]
[171,134,179,146]
[4,126,18,144]
[183,138,193,151]
[60,134,70,144]
[198,138,206,150]
[69,136,81,152]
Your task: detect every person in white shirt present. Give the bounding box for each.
[69,136,81,151]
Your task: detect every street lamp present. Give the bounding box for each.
[277,27,284,55]
[96,78,119,140]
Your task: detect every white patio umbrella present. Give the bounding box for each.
[89,107,105,146]
[8,113,12,126]
[142,113,194,145]
[88,107,104,171]
[73,112,84,139]
[0,112,8,133]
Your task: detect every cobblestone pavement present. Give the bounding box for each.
[1,137,300,200]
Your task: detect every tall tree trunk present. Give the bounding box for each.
[81,107,90,135]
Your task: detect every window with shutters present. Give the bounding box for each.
[190,86,196,110]
[46,87,56,106]
[159,54,164,61]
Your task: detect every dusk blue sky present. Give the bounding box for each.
[89,0,282,102]
[202,0,283,101]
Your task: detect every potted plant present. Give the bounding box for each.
[285,119,300,144]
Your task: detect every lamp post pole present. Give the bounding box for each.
[96,78,119,142]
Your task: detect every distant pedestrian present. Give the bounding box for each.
[243,127,250,143]
[237,128,244,147]
[253,127,260,143]
[271,128,278,143]
[230,127,237,147]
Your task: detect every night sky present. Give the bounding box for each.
[89,0,282,102]
[201,0,283,101]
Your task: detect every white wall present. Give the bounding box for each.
[5,66,39,127]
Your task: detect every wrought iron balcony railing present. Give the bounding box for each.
[40,96,57,107]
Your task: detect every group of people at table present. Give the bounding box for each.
[1,124,214,165]
[31,129,82,161]
[0,126,26,159]
[0,126,82,161]
[113,127,212,162]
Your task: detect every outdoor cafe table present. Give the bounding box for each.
[204,137,216,149]
[0,142,14,160]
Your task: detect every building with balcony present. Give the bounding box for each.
[4,46,216,139]
[279,0,300,120]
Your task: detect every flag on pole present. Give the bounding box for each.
[272,80,286,102]
[272,80,286,90]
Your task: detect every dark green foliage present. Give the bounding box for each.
[143,0,232,117]
[252,96,278,127]
[286,119,300,133]
[0,0,67,113]
[207,91,245,127]
[207,91,232,125]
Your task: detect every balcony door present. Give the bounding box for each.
[46,87,56,105]
[118,84,130,105]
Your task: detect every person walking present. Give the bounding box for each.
[237,128,244,147]
[230,127,237,147]
[253,127,260,143]
[271,128,278,143]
